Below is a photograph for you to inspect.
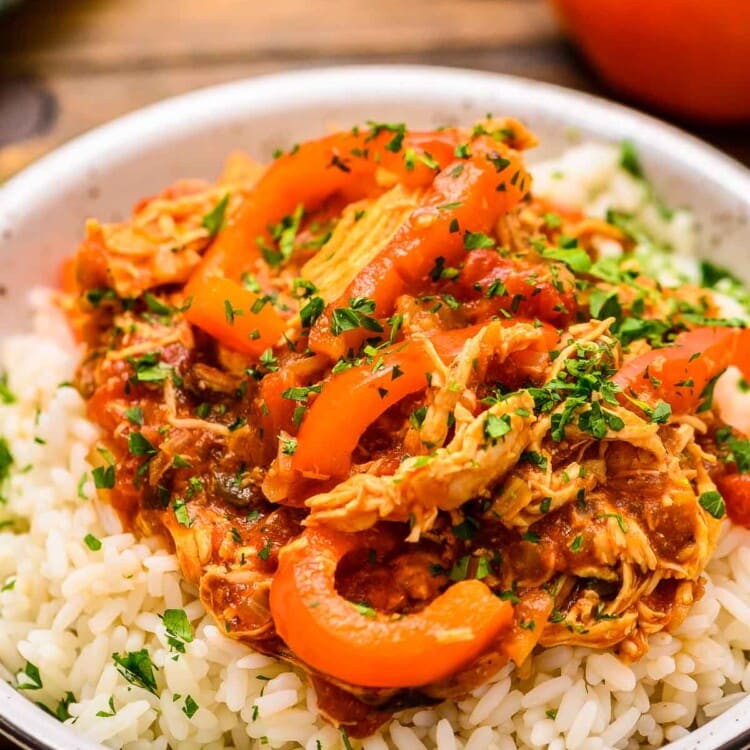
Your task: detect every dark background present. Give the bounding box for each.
[0,0,748,183]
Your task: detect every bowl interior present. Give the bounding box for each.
[0,66,749,750]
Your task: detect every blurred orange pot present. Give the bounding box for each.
[550,0,750,124]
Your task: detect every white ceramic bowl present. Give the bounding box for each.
[0,65,749,750]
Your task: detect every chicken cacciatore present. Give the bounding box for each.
[64,120,749,736]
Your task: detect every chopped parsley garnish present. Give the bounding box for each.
[620,140,644,179]
[280,436,297,455]
[300,296,325,328]
[173,500,191,527]
[330,297,383,336]
[112,649,158,694]
[95,695,117,718]
[520,451,548,471]
[282,385,322,401]
[570,535,583,553]
[699,490,726,519]
[183,695,199,719]
[697,370,725,413]
[128,431,157,457]
[17,661,42,690]
[261,203,305,267]
[484,413,511,442]
[650,401,672,424]
[201,193,230,237]
[452,516,479,541]
[593,603,621,621]
[161,608,194,653]
[92,446,116,490]
[258,538,272,561]
[0,371,15,404]
[42,691,77,721]
[259,348,279,372]
[595,513,629,533]
[543,246,592,274]
[352,602,377,618]
[464,231,495,250]
[124,406,144,426]
[84,533,102,551]
[0,437,13,490]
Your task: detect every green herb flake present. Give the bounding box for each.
[96,695,117,717]
[258,538,272,561]
[280,436,297,456]
[18,661,42,690]
[84,533,102,551]
[201,194,230,238]
[183,695,199,719]
[650,401,672,424]
[300,296,325,328]
[620,140,643,179]
[464,231,495,251]
[699,490,726,519]
[0,372,15,404]
[173,500,191,528]
[543,246,592,273]
[162,608,194,654]
[112,649,158,694]
[128,431,157,457]
[352,602,377,618]
[596,512,629,533]
[124,406,144,426]
[484,413,511,442]
[520,450,548,471]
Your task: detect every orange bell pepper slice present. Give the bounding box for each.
[187,128,463,286]
[309,139,530,360]
[185,276,286,357]
[270,527,514,688]
[613,326,750,412]
[292,340,435,478]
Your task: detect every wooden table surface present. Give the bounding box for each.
[0,0,749,183]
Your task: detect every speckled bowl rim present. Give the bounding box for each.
[0,65,749,750]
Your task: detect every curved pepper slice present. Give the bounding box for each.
[292,339,436,478]
[613,326,750,412]
[309,139,530,360]
[186,276,286,356]
[270,528,514,688]
[187,128,463,287]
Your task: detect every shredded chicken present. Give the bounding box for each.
[306,391,535,538]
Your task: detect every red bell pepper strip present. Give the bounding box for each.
[291,340,436,478]
[613,326,750,412]
[185,276,286,357]
[309,140,531,360]
[270,527,514,688]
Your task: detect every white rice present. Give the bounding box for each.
[1,145,750,750]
